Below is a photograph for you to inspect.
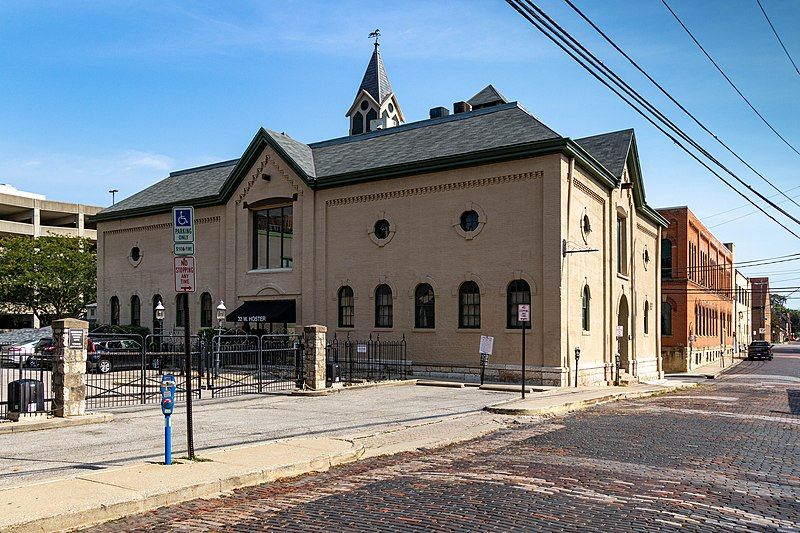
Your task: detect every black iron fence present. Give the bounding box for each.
[84,332,201,409]
[206,333,303,397]
[0,346,57,418]
[326,334,407,383]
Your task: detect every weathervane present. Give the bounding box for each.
[369,29,381,48]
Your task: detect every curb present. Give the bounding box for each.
[3,439,364,533]
[0,413,113,435]
[292,379,417,396]
[484,383,699,417]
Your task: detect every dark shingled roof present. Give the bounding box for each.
[468,84,509,109]
[574,129,633,178]
[357,45,394,104]
[101,159,239,215]
[266,129,316,178]
[310,103,560,179]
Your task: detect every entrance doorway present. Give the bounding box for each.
[617,295,629,371]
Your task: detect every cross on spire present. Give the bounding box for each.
[369,29,380,48]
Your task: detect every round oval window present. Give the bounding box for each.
[360,100,369,111]
[374,219,390,239]
[131,246,141,262]
[460,210,479,232]
[388,102,395,113]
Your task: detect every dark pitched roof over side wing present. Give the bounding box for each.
[265,129,316,178]
[574,129,633,178]
[468,84,509,108]
[99,159,239,215]
[309,103,560,179]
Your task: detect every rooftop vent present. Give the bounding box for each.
[429,106,450,119]
[453,101,472,114]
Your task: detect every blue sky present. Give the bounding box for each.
[2,0,799,287]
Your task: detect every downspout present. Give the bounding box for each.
[565,156,575,386]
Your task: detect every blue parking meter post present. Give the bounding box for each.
[160,374,177,465]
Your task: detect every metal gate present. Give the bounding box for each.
[207,333,303,398]
[1,346,57,418]
[85,333,200,409]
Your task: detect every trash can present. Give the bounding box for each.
[8,379,45,414]
[326,362,339,384]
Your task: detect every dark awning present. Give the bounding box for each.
[226,299,296,324]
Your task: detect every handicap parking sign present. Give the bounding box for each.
[172,206,194,243]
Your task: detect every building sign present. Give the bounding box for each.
[68,328,84,349]
[357,343,367,354]
[518,304,530,322]
[172,206,194,244]
[479,335,494,355]
[174,256,196,293]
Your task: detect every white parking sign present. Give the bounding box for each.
[173,206,194,244]
[518,304,530,322]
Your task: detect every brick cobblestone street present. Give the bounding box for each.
[94,346,800,532]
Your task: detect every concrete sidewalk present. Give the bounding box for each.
[665,355,745,379]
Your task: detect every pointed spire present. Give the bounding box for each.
[357,40,394,105]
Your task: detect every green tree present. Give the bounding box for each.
[0,235,96,326]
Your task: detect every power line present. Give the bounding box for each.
[707,188,800,228]
[756,0,800,77]
[505,0,800,242]
[562,0,800,211]
[702,183,800,219]
[661,0,800,157]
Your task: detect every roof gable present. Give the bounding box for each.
[574,128,633,179]
[468,84,509,109]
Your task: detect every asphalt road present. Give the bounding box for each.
[95,344,800,532]
[0,384,514,488]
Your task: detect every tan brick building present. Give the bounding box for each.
[93,45,666,386]
[658,207,735,372]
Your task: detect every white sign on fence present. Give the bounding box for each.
[616,325,624,338]
[518,304,530,322]
[479,335,494,355]
[357,343,367,354]
[174,256,196,293]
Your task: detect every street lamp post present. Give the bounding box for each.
[155,300,165,354]
[214,301,226,378]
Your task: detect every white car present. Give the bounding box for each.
[2,340,38,365]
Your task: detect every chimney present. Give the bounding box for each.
[429,106,450,119]
[453,101,472,114]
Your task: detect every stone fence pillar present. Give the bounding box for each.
[52,318,88,417]
[303,325,327,390]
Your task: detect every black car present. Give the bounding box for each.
[87,339,161,373]
[747,340,773,361]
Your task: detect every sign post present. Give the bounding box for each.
[172,206,196,460]
[518,304,530,399]
[479,335,494,386]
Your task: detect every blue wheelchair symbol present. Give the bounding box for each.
[175,209,191,227]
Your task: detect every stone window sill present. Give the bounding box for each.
[247,268,292,274]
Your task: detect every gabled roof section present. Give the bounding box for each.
[468,84,509,109]
[574,128,633,179]
[311,102,561,181]
[357,45,394,105]
[97,159,239,217]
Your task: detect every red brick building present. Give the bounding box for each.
[750,277,771,342]
[658,207,734,372]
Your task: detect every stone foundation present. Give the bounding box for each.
[662,345,733,373]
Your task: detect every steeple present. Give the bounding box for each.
[346,30,404,135]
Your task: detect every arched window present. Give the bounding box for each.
[200,292,212,328]
[374,285,392,328]
[176,293,187,328]
[507,280,531,329]
[152,294,162,333]
[459,281,481,329]
[581,285,591,331]
[661,239,672,278]
[338,286,354,328]
[130,295,140,327]
[661,300,672,336]
[365,108,378,131]
[351,111,364,135]
[644,301,649,335]
[414,284,435,329]
[110,296,120,325]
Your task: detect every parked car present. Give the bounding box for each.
[87,339,160,373]
[747,340,773,361]
[1,340,39,366]
[24,338,56,369]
